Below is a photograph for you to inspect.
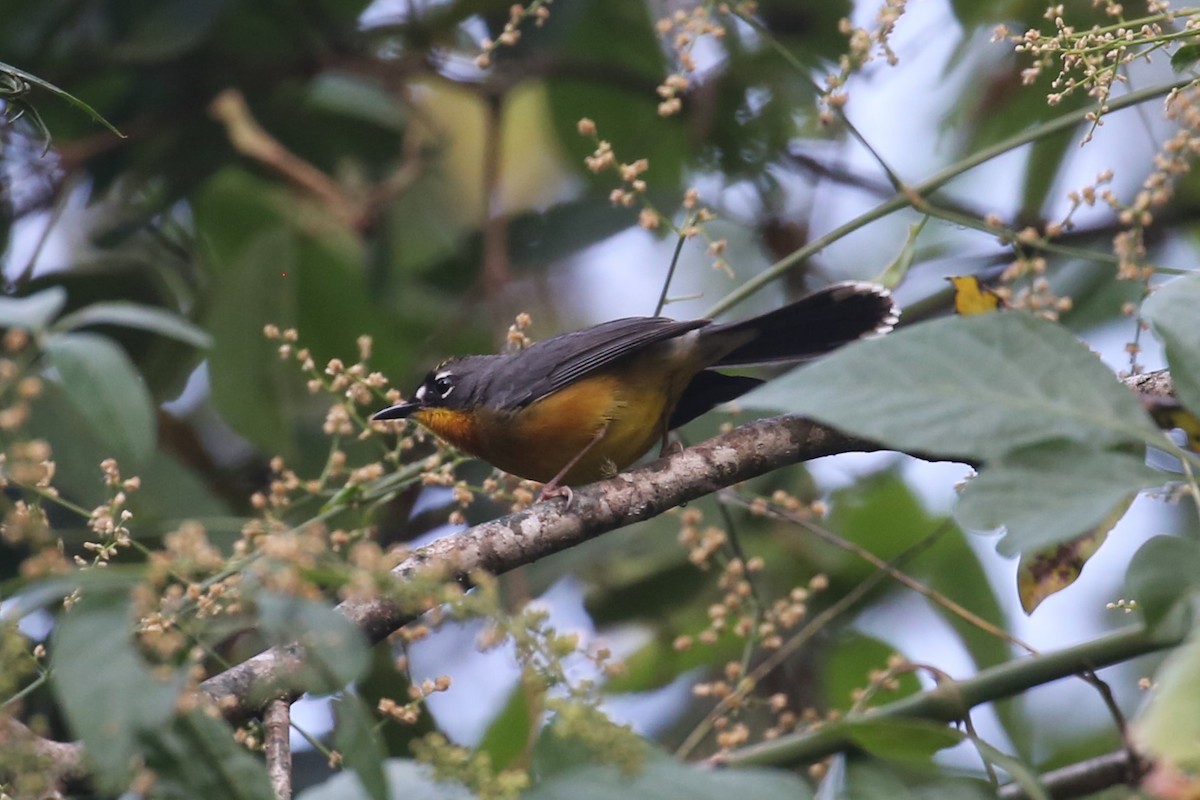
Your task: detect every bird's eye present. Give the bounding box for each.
[433,375,454,397]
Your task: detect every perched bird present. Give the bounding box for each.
[374,282,898,499]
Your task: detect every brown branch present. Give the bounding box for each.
[20,370,1181,786]
[0,715,89,795]
[998,748,1150,800]
[264,698,292,800]
[200,415,880,721]
[199,370,1180,722]
[209,89,354,220]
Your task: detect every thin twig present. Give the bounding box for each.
[997,748,1151,800]
[722,624,1181,769]
[208,89,357,226]
[676,518,957,759]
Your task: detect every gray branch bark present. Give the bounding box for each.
[200,415,879,720]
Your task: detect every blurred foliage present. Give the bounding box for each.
[2,0,1200,798]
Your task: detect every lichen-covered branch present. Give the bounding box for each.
[200,414,878,720]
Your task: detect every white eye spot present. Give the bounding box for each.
[433,373,455,398]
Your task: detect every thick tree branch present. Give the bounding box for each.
[200,371,1180,723]
[0,715,89,794]
[200,415,880,721]
[19,371,1182,787]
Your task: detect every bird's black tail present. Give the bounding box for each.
[667,282,898,430]
[705,281,899,367]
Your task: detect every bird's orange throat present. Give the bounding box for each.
[411,407,485,455]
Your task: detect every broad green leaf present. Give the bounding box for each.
[479,681,537,772]
[1126,535,1200,628]
[825,471,946,583]
[955,442,1162,556]
[52,301,212,348]
[1142,271,1200,416]
[42,331,156,467]
[9,567,146,617]
[742,313,1162,462]
[50,590,183,794]
[1016,495,1129,613]
[545,1,685,191]
[144,710,274,800]
[332,694,389,800]
[840,758,920,799]
[1171,43,1200,71]
[847,718,963,764]
[1135,632,1200,772]
[521,751,814,800]
[0,286,66,332]
[296,760,474,800]
[256,593,370,695]
[308,72,408,131]
[197,168,412,461]
[203,225,299,456]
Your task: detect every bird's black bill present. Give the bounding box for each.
[372,401,419,421]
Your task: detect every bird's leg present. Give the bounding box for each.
[537,423,610,507]
[658,421,683,458]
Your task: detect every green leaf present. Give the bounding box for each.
[1142,271,1200,416]
[1126,535,1200,628]
[144,711,274,800]
[971,738,1050,800]
[743,313,1162,462]
[1171,43,1200,72]
[955,442,1162,556]
[308,73,408,131]
[847,718,964,764]
[1135,631,1200,772]
[0,286,67,332]
[296,760,475,800]
[52,301,212,348]
[49,590,184,794]
[1016,495,1128,613]
[204,225,300,456]
[545,1,685,191]
[0,60,124,137]
[110,0,230,61]
[42,331,157,467]
[479,682,536,772]
[256,593,370,695]
[521,751,813,800]
[332,694,389,800]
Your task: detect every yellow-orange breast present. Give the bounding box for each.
[412,362,690,484]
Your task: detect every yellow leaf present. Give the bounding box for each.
[1016,495,1132,613]
[947,276,1005,316]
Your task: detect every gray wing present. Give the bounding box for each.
[489,316,709,410]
